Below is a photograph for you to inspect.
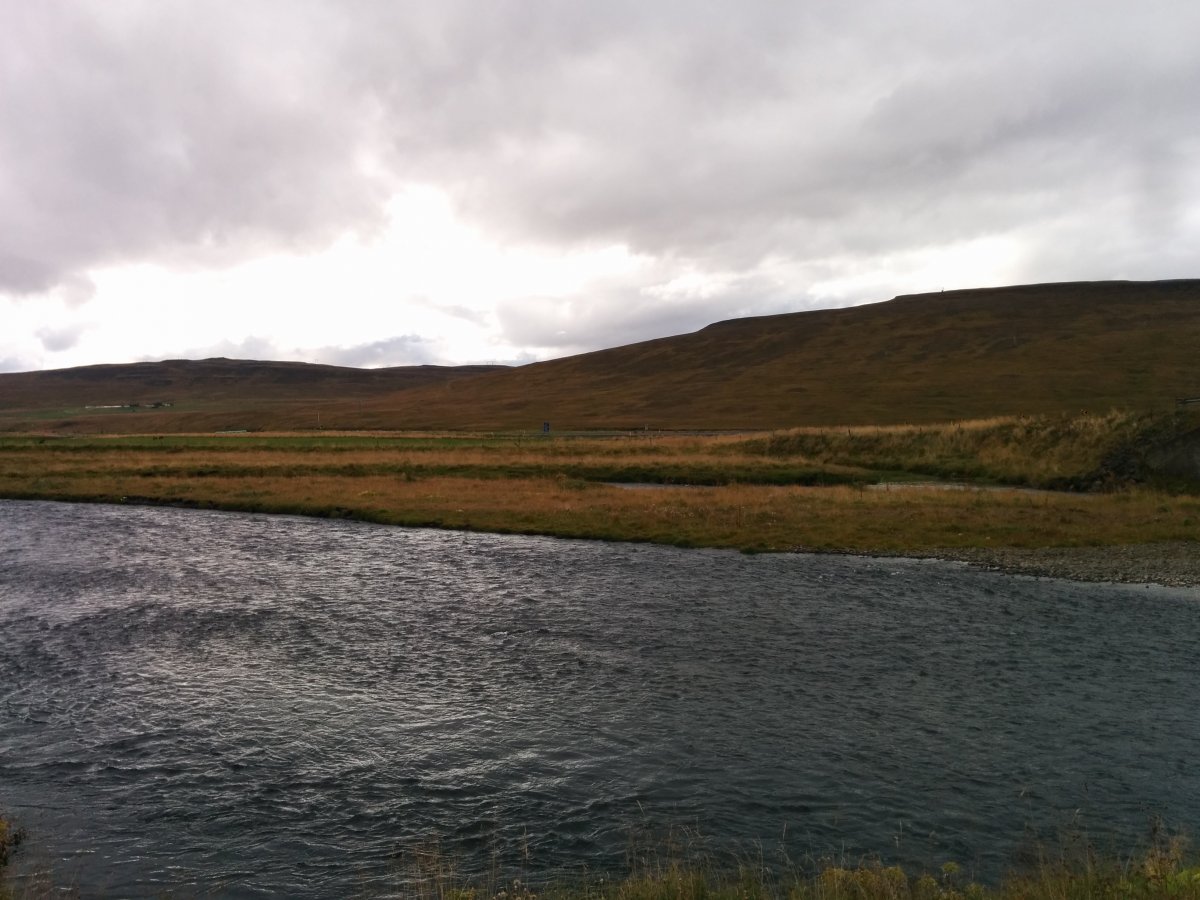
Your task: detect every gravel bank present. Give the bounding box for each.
[930,542,1200,588]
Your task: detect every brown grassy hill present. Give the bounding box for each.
[0,359,505,432]
[355,279,1200,430]
[3,280,1197,432]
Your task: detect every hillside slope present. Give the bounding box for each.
[2,280,1197,432]
[358,279,1200,430]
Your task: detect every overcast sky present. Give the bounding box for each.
[2,1,1198,373]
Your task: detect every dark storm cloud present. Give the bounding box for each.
[3,0,1198,318]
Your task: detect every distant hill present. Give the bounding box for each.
[0,359,506,432]
[2,280,1197,432]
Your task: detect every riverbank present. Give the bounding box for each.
[1,419,1197,588]
[928,541,1200,588]
[388,844,1200,900]
[5,488,1198,588]
[5,832,1199,899]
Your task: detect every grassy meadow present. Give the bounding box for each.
[1,410,1197,555]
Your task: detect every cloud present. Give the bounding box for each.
[390,1,1200,276]
[433,304,491,327]
[0,356,33,375]
[1,3,390,294]
[36,323,87,353]
[139,333,439,369]
[166,335,284,362]
[58,276,97,309]
[2,1,1198,368]
[497,272,797,355]
[316,335,437,368]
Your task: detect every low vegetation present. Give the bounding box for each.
[734,408,1200,490]
[0,813,25,900]
[0,411,1196,556]
[3,817,1197,900]
[397,838,1200,900]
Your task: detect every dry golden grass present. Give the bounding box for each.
[0,432,860,486]
[8,409,1195,488]
[2,469,1196,554]
[735,409,1200,489]
[1,412,1196,555]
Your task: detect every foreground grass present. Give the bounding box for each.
[401,846,1200,900]
[6,822,1199,900]
[383,821,1200,899]
[0,413,1197,555]
[1,813,25,900]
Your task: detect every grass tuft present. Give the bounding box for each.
[0,813,26,900]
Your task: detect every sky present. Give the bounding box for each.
[2,1,1199,373]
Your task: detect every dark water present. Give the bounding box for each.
[1,499,1198,897]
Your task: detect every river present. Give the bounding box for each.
[1,499,1197,897]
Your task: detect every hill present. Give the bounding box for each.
[2,280,1197,432]
[0,359,505,432]
[356,279,1200,430]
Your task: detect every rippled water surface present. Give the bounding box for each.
[2,500,1198,897]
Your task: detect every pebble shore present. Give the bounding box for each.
[931,542,1200,588]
